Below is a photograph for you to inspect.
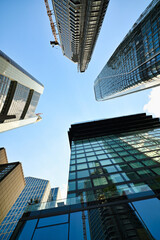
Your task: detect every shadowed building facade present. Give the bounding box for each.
[0,177,52,240]
[0,148,25,225]
[94,0,160,100]
[52,0,110,72]
[11,113,160,239]
[0,50,44,132]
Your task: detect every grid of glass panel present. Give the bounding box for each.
[0,163,17,181]
[0,177,51,240]
[0,74,11,112]
[68,127,160,200]
[94,0,160,100]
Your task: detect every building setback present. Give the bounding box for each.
[0,50,44,132]
[94,0,160,100]
[52,0,110,72]
[0,177,52,240]
[11,113,160,239]
[0,148,25,225]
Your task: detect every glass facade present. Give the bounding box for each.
[52,0,109,72]
[0,177,51,240]
[0,50,44,132]
[94,0,160,100]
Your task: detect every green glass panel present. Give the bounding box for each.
[130,162,143,169]
[126,172,140,181]
[123,156,136,161]
[70,165,76,171]
[93,177,108,187]
[118,151,128,156]
[110,174,124,183]
[112,158,124,163]
[143,159,157,166]
[152,167,160,175]
[117,164,131,171]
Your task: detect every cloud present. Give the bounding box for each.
[143,86,160,117]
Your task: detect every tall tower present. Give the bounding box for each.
[0,50,44,132]
[0,177,52,240]
[94,0,160,100]
[52,0,110,72]
[0,148,25,225]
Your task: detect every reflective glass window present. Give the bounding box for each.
[152,167,160,175]
[117,164,131,171]
[68,181,76,191]
[123,156,136,161]
[143,159,157,166]
[112,157,124,163]
[70,165,76,171]
[130,162,143,168]
[87,156,97,162]
[78,179,92,189]
[97,154,107,160]
[100,159,112,166]
[103,165,117,173]
[33,223,68,240]
[69,172,76,180]
[88,162,100,168]
[77,170,89,178]
[93,177,107,186]
[77,158,86,164]
[110,174,124,183]
[77,163,88,170]
[17,220,37,240]
[38,214,68,227]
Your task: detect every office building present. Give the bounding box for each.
[52,0,110,72]
[94,0,160,100]
[0,148,25,225]
[0,177,52,240]
[0,50,44,132]
[11,113,160,239]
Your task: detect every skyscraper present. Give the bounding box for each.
[52,0,110,72]
[0,148,25,225]
[0,177,52,240]
[94,0,160,101]
[0,50,44,132]
[11,113,160,239]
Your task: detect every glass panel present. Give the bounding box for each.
[70,165,76,171]
[103,165,117,173]
[97,154,107,160]
[38,214,68,227]
[33,223,68,240]
[93,177,108,186]
[110,174,124,183]
[77,158,86,163]
[77,170,89,178]
[70,211,91,240]
[69,172,76,180]
[77,163,88,170]
[123,156,136,161]
[17,220,37,240]
[87,156,97,162]
[88,162,100,168]
[78,179,92,189]
[126,172,140,181]
[143,159,157,166]
[112,157,124,163]
[130,162,143,168]
[68,181,76,191]
[100,159,112,166]
[152,167,160,175]
[117,164,131,171]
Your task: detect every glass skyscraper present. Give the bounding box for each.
[0,50,44,132]
[0,177,52,240]
[11,113,160,239]
[52,0,110,72]
[94,0,160,100]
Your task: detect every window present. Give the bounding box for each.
[77,158,86,164]
[110,174,124,183]
[103,165,117,173]
[69,172,76,180]
[130,162,143,168]
[88,162,100,168]
[77,170,89,178]
[87,156,97,162]
[68,181,76,191]
[100,159,112,166]
[78,179,92,189]
[77,163,88,170]
[93,177,108,187]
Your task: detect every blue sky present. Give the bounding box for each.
[0,0,156,198]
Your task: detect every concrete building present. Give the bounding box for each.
[0,148,25,225]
